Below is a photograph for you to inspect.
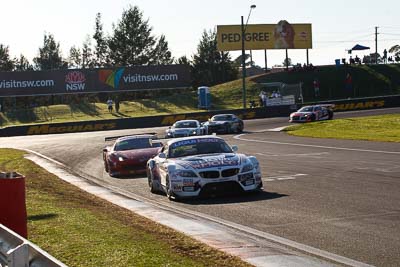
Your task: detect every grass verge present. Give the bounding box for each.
[284,114,400,142]
[0,149,251,267]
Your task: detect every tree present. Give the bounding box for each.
[282,57,292,67]
[68,46,82,68]
[175,55,191,65]
[82,36,95,68]
[0,44,15,71]
[93,13,109,67]
[34,33,66,70]
[389,45,400,62]
[108,5,156,66]
[14,55,33,71]
[150,35,173,65]
[191,29,238,87]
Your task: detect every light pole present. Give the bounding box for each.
[241,4,256,109]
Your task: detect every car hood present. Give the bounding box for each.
[205,121,226,126]
[172,153,246,170]
[168,128,197,133]
[116,147,160,160]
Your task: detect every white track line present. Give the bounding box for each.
[234,134,400,155]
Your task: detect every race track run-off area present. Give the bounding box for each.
[1,107,399,267]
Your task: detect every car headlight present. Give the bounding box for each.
[241,164,254,173]
[175,170,197,177]
[118,156,127,162]
[191,130,197,135]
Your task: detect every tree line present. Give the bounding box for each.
[0,5,239,88]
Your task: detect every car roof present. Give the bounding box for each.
[213,113,234,116]
[166,135,223,146]
[175,119,199,123]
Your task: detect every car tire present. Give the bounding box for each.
[147,168,157,193]
[224,123,230,134]
[104,161,109,173]
[165,175,175,200]
[328,111,334,120]
[237,123,244,133]
[311,114,316,122]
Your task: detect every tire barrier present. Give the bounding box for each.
[0,172,27,238]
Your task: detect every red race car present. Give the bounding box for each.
[103,134,162,177]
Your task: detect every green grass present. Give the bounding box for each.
[0,149,251,267]
[284,114,400,142]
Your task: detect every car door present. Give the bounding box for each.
[157,145,169,186]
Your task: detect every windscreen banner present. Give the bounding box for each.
[217,21,312,51]
[0,64,191,97]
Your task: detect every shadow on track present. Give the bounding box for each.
[180,190,287,205]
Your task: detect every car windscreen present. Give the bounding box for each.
[114,138,153,151]
[174,121,198,128]
[169,138,232,158]
[298,106,313,112]
[212,115,232,121]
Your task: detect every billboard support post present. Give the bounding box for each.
[264,50,268,73]
[285,49,289,71]
[241,15,246,109]
[241,4,256,109]
[306,49,309,65]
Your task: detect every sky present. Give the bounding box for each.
[1,0,400,68]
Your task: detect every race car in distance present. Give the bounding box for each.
[165,120,207,138]
[289,104,334,123]
[146,136,263,200]
[202,114,244,134]
[103,134,162,177]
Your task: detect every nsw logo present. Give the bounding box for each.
[98,68,124,89]
[65,71,86,91]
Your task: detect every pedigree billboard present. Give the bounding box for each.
[217,21,312,51]
[0,65,190,97]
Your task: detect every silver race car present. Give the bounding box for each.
[165,120,207,138]
[289,104,334,122]
[146,136,263,200]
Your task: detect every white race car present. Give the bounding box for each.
[165,120,207,138]
[146,136,263,200]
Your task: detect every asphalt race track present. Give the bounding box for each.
[1,107,399,266]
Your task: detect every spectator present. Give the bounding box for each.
[115,99,120,113]
[383,49,388,64]
[345,73,353,97]
[313,78,320,97]
[107,98,113,113]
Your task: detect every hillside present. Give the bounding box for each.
[1,64,399,127]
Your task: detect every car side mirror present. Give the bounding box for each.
[159,152,166,159]
[103,147,108,153]
[231,145,238,152]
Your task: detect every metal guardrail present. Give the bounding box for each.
[0,224,67,267]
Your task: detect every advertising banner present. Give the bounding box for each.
[0,64,191,97]
[217,21,312,51]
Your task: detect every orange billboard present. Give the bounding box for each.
[217,21,312,51]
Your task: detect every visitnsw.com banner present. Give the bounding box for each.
[217,21,312,51]
[0,64,191,97]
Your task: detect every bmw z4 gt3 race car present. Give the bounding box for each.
[289,104,334,122]
[146,136,263,200]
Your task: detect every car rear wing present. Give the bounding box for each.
[104,132,158,142]
[320,104,335,110]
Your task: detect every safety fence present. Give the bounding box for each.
[1,95,399,137]
[0,224,67,267]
